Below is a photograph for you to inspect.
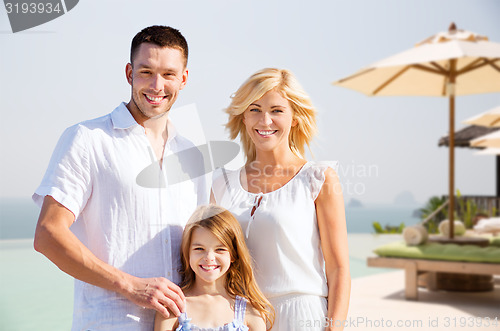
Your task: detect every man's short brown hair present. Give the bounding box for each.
[130,25,188,67]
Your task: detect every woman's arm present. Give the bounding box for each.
[154,311,178,331]
[315,168,351,331]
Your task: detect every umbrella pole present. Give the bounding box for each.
[448,60,457,240]
[449,92,455,239]
[497,155,500,198]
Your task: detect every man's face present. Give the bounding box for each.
[126,43,188,123]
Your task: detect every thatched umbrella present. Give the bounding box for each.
[439,125,500,196]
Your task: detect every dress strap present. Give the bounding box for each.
[176,312,192,331]
[234,296,247,323]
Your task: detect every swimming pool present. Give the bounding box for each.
[0,234,400,330]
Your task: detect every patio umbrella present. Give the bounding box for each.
[438,125,498,148]
[439,125,500,197]
[463,106,500,127]
[460,107,500,196]
[475,148,500,155]
[471,129,500,148]
[333,23,500,239]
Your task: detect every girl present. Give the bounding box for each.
[154,205,274,331]
[212,68,351,330]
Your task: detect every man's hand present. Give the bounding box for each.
[34,196,186,319]
[123,276,186,318]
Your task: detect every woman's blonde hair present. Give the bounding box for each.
[179,205,274,329]
[225,68,317,163]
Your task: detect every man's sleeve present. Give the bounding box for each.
[32,124,92,221]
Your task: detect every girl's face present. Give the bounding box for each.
[243,89,297,154]
[189,227,232,285]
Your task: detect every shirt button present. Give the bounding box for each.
[167,272,171,277]
[165,239,169,244]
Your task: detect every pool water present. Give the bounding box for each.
[0,234,401,331]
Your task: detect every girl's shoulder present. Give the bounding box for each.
[243,302,266,331]
[154,310,178,331]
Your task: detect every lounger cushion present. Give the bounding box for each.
[490,236,500,247]
[373,241,500,263]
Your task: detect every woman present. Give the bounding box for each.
[211,68,350,331]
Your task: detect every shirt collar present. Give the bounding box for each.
[110,102,179,142]
[111,102,139,130]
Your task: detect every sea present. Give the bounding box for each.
[0,197,422,240]
[0,197,420,330]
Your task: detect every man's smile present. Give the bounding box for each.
[144,94,167,104]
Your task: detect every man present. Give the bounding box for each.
[33,26,207,330]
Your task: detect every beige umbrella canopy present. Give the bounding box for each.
[471,129,500,148]
[476,148,500,155]
[464,106,500,195]
[463,106,500,127]
[334,23,500,239]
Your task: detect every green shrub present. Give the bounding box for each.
[372,221,405,234]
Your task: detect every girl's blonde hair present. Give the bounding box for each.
[179,205,274,329]
[225,68,317,163]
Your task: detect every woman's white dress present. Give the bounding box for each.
[212,161,338,330]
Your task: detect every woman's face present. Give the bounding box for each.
[243,89,297,154]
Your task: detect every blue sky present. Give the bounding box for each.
[1,0,499,204]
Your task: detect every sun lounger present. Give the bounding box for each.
[367,256,500,300]
[367,241,500,300]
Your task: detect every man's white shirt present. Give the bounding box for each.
[33,103,208,331]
